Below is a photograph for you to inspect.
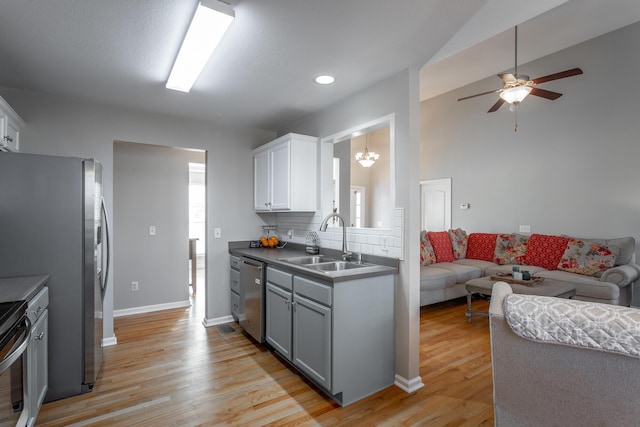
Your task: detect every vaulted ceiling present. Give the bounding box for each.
[0,0,638,131]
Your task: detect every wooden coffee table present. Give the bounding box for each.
[465,276,576,322]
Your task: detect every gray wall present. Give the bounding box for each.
[285,68,423,390]
[421,22,640,304]
[0,87,275,341]
[113,142,205,310]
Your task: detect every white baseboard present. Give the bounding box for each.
[203,315,235,328]
[114,300,191,317]
[102,336,118,347]
[394,374,425,393]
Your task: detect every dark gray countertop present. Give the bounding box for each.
[0,275,49,302]
[229,241,398,283]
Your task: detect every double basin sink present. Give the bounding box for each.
[278,255,371,273]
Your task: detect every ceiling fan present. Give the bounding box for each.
[457,26,583,116]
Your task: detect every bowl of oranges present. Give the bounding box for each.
[260,235,280,247]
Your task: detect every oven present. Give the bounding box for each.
[0,300,29,427]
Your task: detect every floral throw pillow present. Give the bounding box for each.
[420,231,437,266]
[558,239,620,276]
[494,233,529,265]
[427,231,456,263]
[448,228,468,259]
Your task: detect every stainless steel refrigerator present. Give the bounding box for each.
[0,152,110,402]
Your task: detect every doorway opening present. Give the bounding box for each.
[189,162,206,306]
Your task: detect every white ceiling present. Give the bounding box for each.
[0,0,638,132]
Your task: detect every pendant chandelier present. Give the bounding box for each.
[354,133,379,168]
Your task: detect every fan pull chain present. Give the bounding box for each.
[514,107,518,132]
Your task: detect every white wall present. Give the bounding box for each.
[422,22,640,304]
[0,87,275,341]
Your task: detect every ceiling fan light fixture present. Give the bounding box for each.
[499,85,532,104]
[166,0,235,93]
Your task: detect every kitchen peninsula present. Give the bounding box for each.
[229,242,398,406]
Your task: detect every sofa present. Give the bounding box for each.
[420,229,639,306]
[489,281,640,426]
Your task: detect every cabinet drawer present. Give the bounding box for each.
[28,287,49,324]
[294,276,332,306]
[230,291,239,321]
[230,255,240,270]
[267,267,293,291]
[230,268,240,294]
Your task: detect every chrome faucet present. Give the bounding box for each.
[319,213,352,260]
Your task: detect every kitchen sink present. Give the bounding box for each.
[278,255,338,265]
[304,261,370,272]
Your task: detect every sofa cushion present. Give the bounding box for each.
[534,270,620,300]
[453,258,497,274]
[448,228,468,259]
[433,262,483,283]
[419,266,458,290]
[420,231,437,265]
[466,233,498,261]
[494,233,529,265]
[557,239,620,276]
[524,234,571,270]
[428,231,455,262]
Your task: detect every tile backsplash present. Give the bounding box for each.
[264,208,404,260]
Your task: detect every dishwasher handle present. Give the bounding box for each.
[241,259,263,270]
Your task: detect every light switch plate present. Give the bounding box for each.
[519,225,531,233]
[149,226,156,236]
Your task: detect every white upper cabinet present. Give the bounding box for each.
[0,95,24,152]
[253,133,318,212]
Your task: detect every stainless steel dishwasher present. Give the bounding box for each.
[239,257,265,342]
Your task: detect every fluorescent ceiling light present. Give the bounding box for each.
[166,0,234,93]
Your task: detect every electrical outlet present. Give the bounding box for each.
[214,228,221,238]
[381,237,389,251]
[131,281,139,291]
[149,226,156,236]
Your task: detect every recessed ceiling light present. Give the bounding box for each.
[314,75,335,85]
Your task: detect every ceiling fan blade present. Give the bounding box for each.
[457,89,502,102]
[499,73,516,83]
[532,68,583,84]
[530,87,563,100]
[487,98,506,113]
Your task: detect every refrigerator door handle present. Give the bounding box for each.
[101,196,111,301]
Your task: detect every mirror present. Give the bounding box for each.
[320,114,395,230]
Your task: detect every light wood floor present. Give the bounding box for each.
[36,295,493,426]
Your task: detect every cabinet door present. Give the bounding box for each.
[293,294,331,390]
[253,148,270,211]
[269,141,291,210]
[266,283,292,360]
[28,310,48,425]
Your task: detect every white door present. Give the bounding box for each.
[420,178,451,231]
[350,185,365,228]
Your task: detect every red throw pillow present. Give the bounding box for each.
[466,233,498,261]
[427,231,455,262]
[524,234,571,270]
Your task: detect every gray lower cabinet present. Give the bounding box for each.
[292,292,331,391]
[265,283,292,359]
[229,256,240,321]
[28,309,48,427]
[265,266,395,406]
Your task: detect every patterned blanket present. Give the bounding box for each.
[503,294,640,358]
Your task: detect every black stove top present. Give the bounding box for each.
[0,300,27,339]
